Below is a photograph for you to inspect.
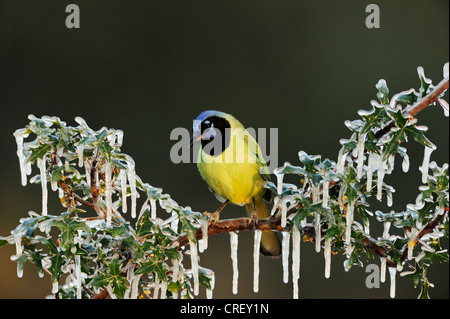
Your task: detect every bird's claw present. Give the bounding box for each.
[203,211,220,226]
[250,209,258,228]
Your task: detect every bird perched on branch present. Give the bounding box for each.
[190,110,281,257]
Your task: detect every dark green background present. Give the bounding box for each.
[0,0,448,298]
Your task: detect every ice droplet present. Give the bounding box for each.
[253,230,262,293]
[282,231,290,283]
[229,232,239,294]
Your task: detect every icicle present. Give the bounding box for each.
[206,271,215,299]
[376,153,386,201]
[229,232,239,294]
[420,146,434,184]
[322,178,330,208]
[127,162,137,218]
[281,231,290,283]
[52,281,59,294]
[438,98,449,117]
[387,154,395,174]
[189,239,199,296]
[171,258,179,299]
[14,235,23,278]
[104,162,113,226]
[292,226,301,299]
[407,227,419,260]
[314,212,321,253]
[171,211,179,233]
[280,199,288,228]
[199,219,209,253]
[253,230,262,293]
[159,280,167,299]
[77,145,84,167]
[14,130,29,186]
[115,130,124,146]
[401,152,410,173]
[336,148,346,175]
[75,254,82,299]
[356,133,366,179]
[388,267,397,298]
[150,198,157,220]
[37,158,48,216]
[382,221,391,238]
[345,201,354,254]
[380,257,386,283]
[324,237,332,279]
[366,153,377,192]
[275,172,284,195]
[153,274,160,299]
[120,169,127,213]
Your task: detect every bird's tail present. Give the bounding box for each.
[246,198,281,257]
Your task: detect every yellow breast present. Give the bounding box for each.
[197,134,266,206]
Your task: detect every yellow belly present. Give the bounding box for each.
[197,152,265,206]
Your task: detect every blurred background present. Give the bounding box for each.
[0,0,448,299]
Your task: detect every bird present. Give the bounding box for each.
[190,110,281,257]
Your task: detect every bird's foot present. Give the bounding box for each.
[250,209,258,228]
[203,211,221,226]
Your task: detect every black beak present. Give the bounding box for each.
[190,134,202,148]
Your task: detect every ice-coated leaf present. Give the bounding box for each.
[26,144,52,163]
[376,79,389,105]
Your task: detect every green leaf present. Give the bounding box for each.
[198,269,212,290]
[51,166,64,184]
[376,79,389,105]
[136,208,154,237]
[0,237,9,248]
[98,141,113,162]
[49,254,65,283]
[27,144,52,163]
[405,126,435,149]
[167,281,181,293]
